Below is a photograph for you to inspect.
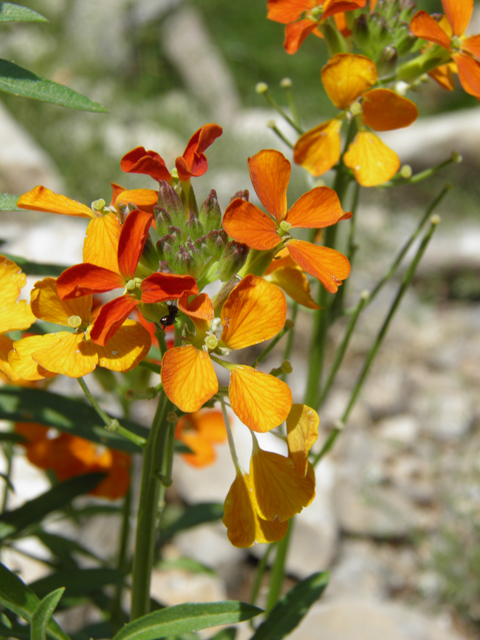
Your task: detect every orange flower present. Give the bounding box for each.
[410,0,480,99]
[121,123,223,183]
[175,410,227,467]
[15,423,131,500]
[264,249,320,309]
[161,275,292,432]
[267,0,368,54]
[0,256,36,381]
[55,209,198,345]
[222,149,351,293]
[8,278,151,380]
[294,54,418,186]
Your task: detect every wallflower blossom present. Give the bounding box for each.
[55,209,198,345]
[161,275,292,432]
[267,0,368,54]
[121,123,223,183]
[264,248,320,309]
[222,149,351,292]
[8,278,151,380]
[0,256,36,381]
[15,423,131,500]
[410,0,480,99]
[175,410,227,467]
[294,53,418,186]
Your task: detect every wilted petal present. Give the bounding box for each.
[95,319,151,372]
[443,0,472,37]
[222,199,280,251]
[161,345,218,412]
[409,11,451,49]
[90,295,140,346]
[120,147,171,182]
[17,186,94,219]
[362,89,418,131]
[343,131,400,186]
[141,273,199,304]
[84,213,122,272]
[118,209,153,280]
[9,335,59,381]
[454,52,480,98]
[229,366,292,432]
[57,264,123,299]
[31,278,92,326]
[265,265,320,309]
[248,150,290,223]
[294,119,342,177]
[32,332,98,378]
[286,403,319,477]
[287,239,350,293]
[220,275,287,350]
[322,54,377,109]
[286,185,350,229]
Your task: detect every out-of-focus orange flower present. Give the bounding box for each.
[222,149,351,292]
[175,410,228,467]
[8,278,151,380]
[0,256,36,381]
[15,423,131,500]
[121,124,223,184]
[294,54,418,186]
[267,0,368,53]
[161,275,292,432]
[410,0,480,99]
[56,209,198,346]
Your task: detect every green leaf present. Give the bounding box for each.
[250,572,329,640]
[0,562,71,640]
[0,253,68,276]
[31,588,64,640]
[0,60,107,111]
[29,569,125,600]
[0,386,149,453]
[0,3,47,22]
[35,531,100,568]
[0,472,106,540]
[0,430,26,443]
[156,557,215,575]
[207,627,237,640]
[113,602,263,640]
[159,503,224,545]
[0,193,21,211]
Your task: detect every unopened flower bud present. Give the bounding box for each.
[167,226,183,246]
[396,25,416,56]
[206,230,228,261]
[155,206,173,237]
[400,165,412,179]
[230,189,249,203]
[156,235,176,263]
[173,246,196,276]
[280,77,292,88]
[281,360,293,374]
[322,20,349,55]
[377,45,398,77]
[353,13,370,49]
[217,241,250,282]
[186,210,204,240]
[186,240,206,278]
[158,261,173,274]
[256,82,268,94]
[139,234,160,273]
[430,214,441,225]
[158,180,185,231]
[194,235,209,254]
[198,189,221,234]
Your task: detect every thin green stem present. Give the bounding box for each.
[110,485,132,632]
[1,442,13,513]
[265,519,294,613]
[281,303,298,382]
[253,322,293,368]
[281,81,300,128]
[380,157,457,188]
[250,543,276,609]
[267,122,294,149]
[260,87,304,134]
[221,399,241,471]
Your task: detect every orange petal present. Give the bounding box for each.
[14,422,50,444]
[118,209,153,280]
[222,199,280,251]
[265,264,320,309]
[177,432,217,468]
[110,183,125,207]
[286,403,319,477]
[229,366,292,432]
[120,147,171,182]
[264,247,296,273]
[114,189,158,214]
[0,335,20,381]
[284,19,320,54]
[321,0,367,20]
[31,278,92,326]
[250,445,316,521]
[141,273,199,304]
[177,123,223,181]
[254,512,289,544]
[454,52,480,98]
[462,34,480,59]
[220,275,287,350]
[161,345,218,412]
[267,0,315,24]
[223,471,257,548]
[84,213,122,272]
[248,149,290,223]
[32,332,98,378]
[286,185,350,228]
[178,292,214,334]
[57,264,123,300]
[428,63,456,91]
[443,0,472,37]
[188,409,228,443]
[0,256,35,334]
[343,131,400,187]
[94,319,151,372]
[90,295,140,346]
[287,239,350,293]
[90,450,131,500]
[293,119,342,177]
[17,186,94,219]
[322,54,377,109]
[362,89,418,131]
[409,11,451,49]
[9,335,58,381]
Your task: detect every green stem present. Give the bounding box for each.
[260,87,304,135]
[110,485,132,632]
[1,441,13,513]
[253,322,293,368]
[266,122,294,149]
[281,303,298,382]
[250,543,276,609]
[130,390,171,621]
[265,519,294,613]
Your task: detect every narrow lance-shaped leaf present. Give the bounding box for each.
[0,3,48,22]
[29,569,126,600]
[0,252,69,276]
[31,588,65,640]
[113,601,263,640]
[0,60,107,112]
[158,503,224,546]
[250,572,329,640]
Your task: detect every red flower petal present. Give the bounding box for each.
[141,273,198,304]
[118,209,154,279]
[57,264,123,300]
[222,199,280,250]
[120,147,172,182]
[176,123,223,181]
[90,295,140,346]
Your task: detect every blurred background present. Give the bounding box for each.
[1,1,480,638]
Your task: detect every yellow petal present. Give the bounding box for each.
[31,278,92,326]
[343,131,400,187]
[17,186,95,218]
[254,513,289,544]
[0,256,35,334]
[250,445,316,521]
[161,345,218,412]
[322,54,377,109]
[223,471,257,548]
[32,332,98,378]
[229,366,292,432]
[95,319,151,372]
[286,403,319,477]
[0,335,20,381]
[220,275,287,350]
[9,335,57,381]
[293,119,342,177]
[265,265,320,309]
[83,213,122,272]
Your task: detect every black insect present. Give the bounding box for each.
[159,303,179,331]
